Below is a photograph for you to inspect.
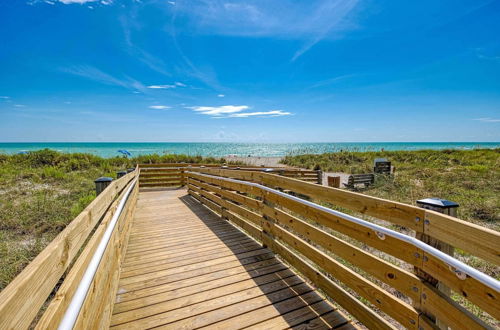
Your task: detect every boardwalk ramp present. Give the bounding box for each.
[0,164,498,329]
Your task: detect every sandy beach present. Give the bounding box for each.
[224,155,286,167]
[225,155,350,187]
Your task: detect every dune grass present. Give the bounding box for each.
[282,148,500,230]
[0,149,226,290]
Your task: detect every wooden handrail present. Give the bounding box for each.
[185,170,499,329]
[188,167,499,264]
[137,164,322,187]
[0,167,139,329]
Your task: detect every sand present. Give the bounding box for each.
[224,156,285,167]
[224,156,350,187]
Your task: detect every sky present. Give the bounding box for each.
[0,0,499,142]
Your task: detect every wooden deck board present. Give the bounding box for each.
[112,189,354,329]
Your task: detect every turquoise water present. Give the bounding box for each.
[0,142,498,158]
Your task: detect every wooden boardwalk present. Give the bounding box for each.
[111,189,354,329]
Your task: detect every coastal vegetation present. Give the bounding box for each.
[282,148,500,230]
[0,149,226,290]
[1,148,498,326]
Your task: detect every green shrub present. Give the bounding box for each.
[41,166,65,179]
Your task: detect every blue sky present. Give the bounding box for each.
[0,0,499,142]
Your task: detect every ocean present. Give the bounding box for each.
[0,142,498,158]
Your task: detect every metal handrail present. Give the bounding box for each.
[186,171,500,293]
[58,177,137,330]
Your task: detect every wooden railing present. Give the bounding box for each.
[137,163,322,189]
[185,168,500,330]
[0,167,140,329]
[2,163,497,329]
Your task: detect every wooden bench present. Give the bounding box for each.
[344,173,375,189]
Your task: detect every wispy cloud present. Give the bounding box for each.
[14,104,26,108]
[188,105,249,116]
[0,96,10,100]
[149,105,170,110]
[58,0,98,3]
[474,117,500,123]
[120,14,172,77]
[291,0,359,61]
[229,110,291,118]
[30,0,111,4]
[172,0,360,61]
[147,85,176,89]
[217,94,225,98]
[147,82,187,89]
[473,48,500,62]
[61,65,146,91]
[187,105,292,118]
[305,74,357,90]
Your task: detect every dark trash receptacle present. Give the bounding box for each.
[374,158,392,174]
[416,198,459,216]
[94,177,113,195]
[117,171,127,178]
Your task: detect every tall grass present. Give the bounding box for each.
[0,149,227,290]
[282,148,500,229]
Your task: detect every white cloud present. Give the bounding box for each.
[168,1,175,5]
[149,105,170,110]
[188,105,249,116]
[474,117,500,123]
[187,105,292,118]
[59,0,98,4]
[217,94,225,98]
[291,0,358,61]
[0,96,10,99]
[147,84,175,89]
[174,0,360,61]
[229,110,291,118]
[61,65,146,91]
[14,104,26,108]
[147,82,187,89]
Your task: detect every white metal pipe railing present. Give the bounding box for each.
[186,171,500,293]
[58,178,137,330]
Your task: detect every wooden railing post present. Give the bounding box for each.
[415,197,459,329]
[261,191,276,249]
